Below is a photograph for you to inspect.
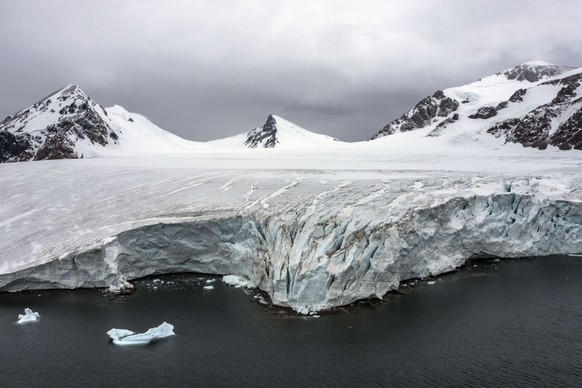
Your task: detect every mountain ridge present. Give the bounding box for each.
[2,61,582,163]
[370,62,582,150]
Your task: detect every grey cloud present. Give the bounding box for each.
[1,0,582,142]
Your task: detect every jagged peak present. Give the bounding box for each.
[52,84,88,99]
[499,61,574,82]
[266,114,299,129]
[265,113,277,125]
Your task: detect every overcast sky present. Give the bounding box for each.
[1,0,581,141]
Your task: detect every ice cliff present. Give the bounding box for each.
[1,159,580,313]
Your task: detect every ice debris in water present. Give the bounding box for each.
[107,322,175,346]
[108,276,133,294]
[18,308,40,324]
[222,275,256,289]
[203,285,214,290]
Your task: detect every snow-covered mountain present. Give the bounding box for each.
[0,85,120,162]
[208,114,340,149]
[371,61,582,150]
[0,85,204,162]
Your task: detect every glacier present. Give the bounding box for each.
[1,146,581,313]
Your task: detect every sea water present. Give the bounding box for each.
[0,255,581,387]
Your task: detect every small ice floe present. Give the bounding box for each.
[203,285,214,290]
[107,322,175,346]
[295,306,318,315]
[222,275,256,289]
[18,308,40,324]
[205,279,216,284]
[427,281,436,285]
[253,295,268,305]
[108,276,134,294]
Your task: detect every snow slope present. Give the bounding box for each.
[100,105,210,156]
[208,114,340,149]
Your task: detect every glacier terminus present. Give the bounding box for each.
[1,61,581,313]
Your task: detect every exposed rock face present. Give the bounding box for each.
[549,107,582,150]
[427,113,459,137]
[0,131,31,162]
[244,114,278,148]
[508,88,527,103]
[0,85,119,162]
[487,73,582,150]
[468,106,498,119]
[370,90,459,139]
[500,62,571,82]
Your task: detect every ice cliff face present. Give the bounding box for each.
[0,85,120,162]
[1,162,580,313]
[371,62,582,150]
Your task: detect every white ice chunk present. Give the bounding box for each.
[203,285,214,290]
[108,276,134,294]
[107,322,175,346]
[222,275,256,289]
[17,308,40,324]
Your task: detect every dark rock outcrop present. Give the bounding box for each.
[427,113,459,137]
[244,114,279,148]
[500,63,572,82]
[469,106,498,120]
[371,90,459,139]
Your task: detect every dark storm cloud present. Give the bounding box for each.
[1,0,581,141]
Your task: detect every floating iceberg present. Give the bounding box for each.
[17,308,40,324]
[106,322,175,345]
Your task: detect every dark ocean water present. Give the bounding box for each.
[1,255,581,387]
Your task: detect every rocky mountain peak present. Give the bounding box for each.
[500,61,573,82]
[244,114,279,148]
[0,84,119,162]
